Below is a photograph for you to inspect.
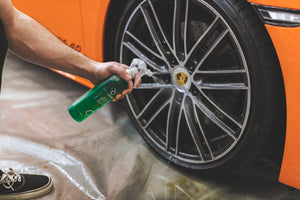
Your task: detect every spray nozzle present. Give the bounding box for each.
[127,58,153,87]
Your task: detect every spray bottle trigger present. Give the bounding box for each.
[134,69,153,87]
[127,59,153,88]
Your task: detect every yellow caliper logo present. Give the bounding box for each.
[175,72,188,87]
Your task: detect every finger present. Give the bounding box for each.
[112,94,122,102]
[121,89,130,97]
[122,90,127,96]
[115,94,122,99]
[135,79,142,88]
[113,94,125,102]
[108,63,131,81]
[126,80,134,94]
[119,64,129,70]
[120,84,133,97]
[133,72,142,88]
[116,63,130,79]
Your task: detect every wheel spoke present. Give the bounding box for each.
[192,101,214,159]
[125,31,165,61]
[198,88,243,128]
[196,82,248,90]
[152,71,171,75]
[175,94,186,155]
[140,0,179,67]
[165,90,179,150]
[184,16,219,65]
[184,0,189,57]
[145,100,170,128]
[172,0,180,57]
[172,0,189,61]
[135,83,173,89]
[192,96,237,140]
[196,69,246,74]
[123,42,162,72]
[183,97,204,160]
[137,89,165,119]
[194,69,248,91]
[192,29,229,76]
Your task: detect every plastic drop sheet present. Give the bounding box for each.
[0,53,299,200]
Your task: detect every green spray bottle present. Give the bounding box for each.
[68,59,153,122]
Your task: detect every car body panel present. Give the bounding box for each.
[264,24,300,189]
[248,0,300,189]
[80,0,110,62]
[12,0,111,88]
[11,0,300,189]
[64,0,110,88]
[13,0,84,51]
[248,0,300,10]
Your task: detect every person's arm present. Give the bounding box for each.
[0,0,134,99]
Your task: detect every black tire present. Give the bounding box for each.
[114,0,285,175]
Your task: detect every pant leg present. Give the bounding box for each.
[0,20,8,92]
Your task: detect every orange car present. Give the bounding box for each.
[11,0,300,189]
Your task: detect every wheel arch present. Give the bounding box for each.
[103,0,130,61]
[246,1,287,164]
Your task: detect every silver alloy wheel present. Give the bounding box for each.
[120,0,251,164]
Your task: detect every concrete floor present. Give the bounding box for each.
[0,53,299,200]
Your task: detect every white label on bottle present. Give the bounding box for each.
[96,96,108,105]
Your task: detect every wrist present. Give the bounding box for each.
[82,60,100,84]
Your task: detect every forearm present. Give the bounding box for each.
[0,2,134,99]
[3,8,96,80]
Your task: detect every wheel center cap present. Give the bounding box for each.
[171,66,191,92]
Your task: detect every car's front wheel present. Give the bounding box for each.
[114,0,285,175]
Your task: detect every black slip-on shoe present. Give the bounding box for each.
[0,168,53,199]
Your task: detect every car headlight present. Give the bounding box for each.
[252,4,300,27]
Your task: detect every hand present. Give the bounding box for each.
[113,72,142,102]
[89,61,140,102]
